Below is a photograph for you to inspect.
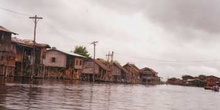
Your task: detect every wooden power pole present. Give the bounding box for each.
[29,15,43,79]
[106,52,111,63]
[91,41,98,82]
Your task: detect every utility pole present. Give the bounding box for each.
[110,51,114,81]
[91,41,98,82]
[111,51,114,63]
[29,15,43,79]
[106,52,111,63]
[105,51,114,81]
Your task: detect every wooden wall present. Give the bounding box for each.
[82,61,99,74]
[74,57,84,69]
[112,65,121,76]
[43,50,67,68]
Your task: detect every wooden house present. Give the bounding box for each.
[110,62,129,83]
[140,67,160,84]
[81,58,110,81]
[166,77,184,85]
[182,75,194,81]
[205,75,220,87]
[0,26,17,76]
[11,37,50,77]
[186,79,205,87]
[123,63,140,84]
[43,48,84,79]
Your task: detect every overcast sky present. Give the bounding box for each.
[1,0,220,80]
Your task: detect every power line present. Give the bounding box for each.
[2,6,220,63]
[43,20,90,45]
[114,52,220,63]
[0,6,90,45]
[0,6,31,16]
[91,46,220,64]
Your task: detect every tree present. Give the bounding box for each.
[198,74,206,81]
[72,46,90,58]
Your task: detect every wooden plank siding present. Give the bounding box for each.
[123,63,140,84]
[0,26,16,76]
[140,67,160,84]
[82,59,111,81]
[43,49,84,79]
[44,50,67,68]
[11,37,50,78]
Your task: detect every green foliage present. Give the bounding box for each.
[72,46,90,58]
[198,74,206,81]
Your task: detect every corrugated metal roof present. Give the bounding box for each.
[140,67,158,74]
[113,62,129,74]
[12,37,50,48]
[94,59,110,71]
[123,63,140,73]
[47,49,86,58]
[0,26,17,34]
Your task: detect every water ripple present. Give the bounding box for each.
[0,78,220,110]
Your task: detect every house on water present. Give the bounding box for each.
[205,75,220,88]
[43,48,85,79]
[110,62,129,83]
[11,37,50,77]
[0,26,17,76]
[81,58,110,81]
[140,67,160,84]
[123,63,140,84]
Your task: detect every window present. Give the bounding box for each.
[0,33,3,41]
[51,57,56,63]
[79,60,82,66]
[75,60,78,65]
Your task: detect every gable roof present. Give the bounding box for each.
[140,67,158,74]
[0,26,17,34]
[123,63,140,73]
[113,62,129,73]
[47,49,85,58]
[206,75,220,79]
[12,37,50,48]
[94,59,110,71]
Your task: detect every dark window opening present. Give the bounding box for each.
[51,57,56,63]
[0,33,3,41]
[79,60,82,66]
[76,60,78,65]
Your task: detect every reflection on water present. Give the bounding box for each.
[0,77,220,110]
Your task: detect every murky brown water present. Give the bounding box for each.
[0,77,220,110]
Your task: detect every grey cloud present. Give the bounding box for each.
[93,0,220,37]
[2,0,220,79]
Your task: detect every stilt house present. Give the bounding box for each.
[43,48,85,79]
[110,62,129,83]
[140,67,160,84]
[82,59,110,81]
[11,37,50,77]
[0,26,17,76]
[123,63,140,83]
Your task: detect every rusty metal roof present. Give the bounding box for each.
[113,62,129,74]
[123,63,140,73]
[47,48,85,58]
[140,67,158,74]
[12,37,50,48]
[0,26,17,34]
[94,59,110,71]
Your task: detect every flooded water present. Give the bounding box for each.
[0,77,220,110]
